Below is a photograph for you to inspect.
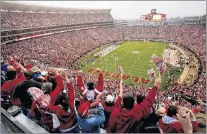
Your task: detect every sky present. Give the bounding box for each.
[14,1,207,19]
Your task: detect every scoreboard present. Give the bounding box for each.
[141,9,166,22]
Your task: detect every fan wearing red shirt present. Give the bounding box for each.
[77,72,104,103]
[1,62,27,96]
[47,72,79,133]
[107,77,161,133]
[97,76,123,129]
[30,70,64,130]
[158,106,199,133]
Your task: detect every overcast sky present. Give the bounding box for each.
[18,1,206,19]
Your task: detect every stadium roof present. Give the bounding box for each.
[1,1,112,13]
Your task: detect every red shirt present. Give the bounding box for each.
[107,86,158,133]
[192,108,200,114]
[102,96,122,127]
[48,82,77,130]
[1,73,25,96]
[50,75,64,105]
[30,74,64,126]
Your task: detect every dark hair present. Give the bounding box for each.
[167,106,178,117]
[55,92,69,111]
[137,95,145,104]
[87,82,95,90]
[123,93,134,109]
[24,71,33,80]
[105,101,114,106]
[75,98,80,109]
[6,71,16,80]
[48,77,57,91]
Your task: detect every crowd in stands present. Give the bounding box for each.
[1,58,203,133]
[1,11,206,133]
[1,11,113,30]
[1,25,206,104]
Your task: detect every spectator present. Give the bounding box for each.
[77,72,104,102]
[107,77,161,133]
[46,72,79,133]
[99,72,123,129]
[77,101,105,133]
[11,70,42,117]
[158,106,199,133]
[1,63,26,96]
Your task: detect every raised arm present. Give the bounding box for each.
[93,103,105,126]
[135,78,161,118]
[118,66,124,98]
[77,75,87,95]
[14,61,27,72]
[118,79,123,98]
[95,73,104,94]
[64,72,75,110]
[50,70,64,105]
[53,74,64,93]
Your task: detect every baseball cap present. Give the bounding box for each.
[78,101,90,117]
[106,95,114,103]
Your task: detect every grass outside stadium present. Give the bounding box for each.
[78,40,183,90]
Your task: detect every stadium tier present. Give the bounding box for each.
[1,1,206,134]
[1,2,113,30]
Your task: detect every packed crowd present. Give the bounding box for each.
[1,57,205,133]
[1,27,124,68]
[1,11,113,30]
[1,24,206,103]
[1,10,206,132]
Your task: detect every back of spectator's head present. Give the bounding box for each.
[87,82,95,90]
[42,82,53,94]
[47,67,56,77]
[6,70,16,80]
[75,98,81,109]
[137,95,145,104]
[24,71,33,80]
[123,93,134,109]
[155,107,166,117]
[167,106,178,117]
[48,77,57,91]
[55,92,69,111]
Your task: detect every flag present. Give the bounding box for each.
[151,54,159,64]
[151,54,166,74]
[147,68,155,79]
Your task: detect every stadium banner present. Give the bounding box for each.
[87,68,151,85]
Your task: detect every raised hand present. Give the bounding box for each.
[177,107,193,133]
[154,77,161,88]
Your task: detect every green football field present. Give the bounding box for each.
[82,41,168,86]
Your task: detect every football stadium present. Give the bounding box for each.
[1,1,206,133]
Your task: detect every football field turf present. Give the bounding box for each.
[82,41,168,86]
